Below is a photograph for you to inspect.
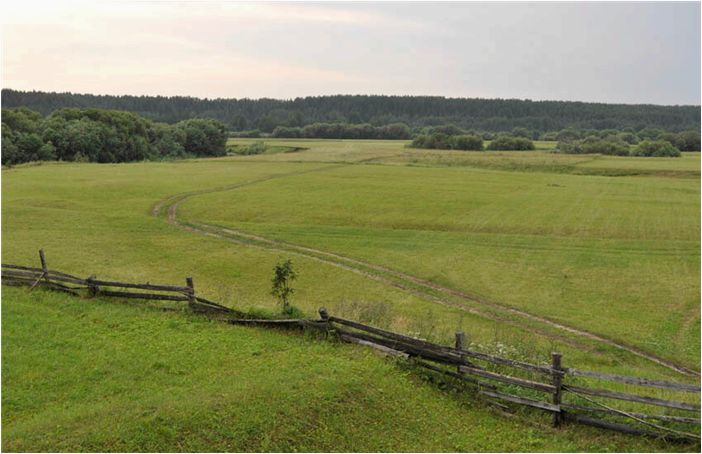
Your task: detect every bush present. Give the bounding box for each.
[173,118,227,157]
[271,259,297,315]
[450,134,484,151]
[486,135,535,151]
[632,140,681,157]
[227,141,268,156]
[557,137,629,156]
[673,131,700,151]
[581,137,630,156]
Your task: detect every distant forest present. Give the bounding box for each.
[3,89,699,134]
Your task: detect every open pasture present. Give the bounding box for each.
[3,140,700,376]
[2,139,700,451]
[188,140,701,370]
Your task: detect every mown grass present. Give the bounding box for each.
[2,287,692,452]
[2,139,699,451]
[180,154,700,369]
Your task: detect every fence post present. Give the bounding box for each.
[455,331,465,373]
[318,307,331,332]
[551,352,563,427]
[39,249,48,273]
[186,277,196,310]
[31,249,50,290]
[86,274,99,297]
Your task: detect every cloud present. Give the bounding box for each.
[2,1,699,103]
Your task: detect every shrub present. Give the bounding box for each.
[229,141,267,155]
[632,140,681,157]
[450,134,484,151]
[271,259,297,315]
[486,135,535,151]
[580,137,630,156]
[408,134,431,149]
[173,118,227,157]
[556,137,629,156]
[408,132,453,150]
[673,131,700,151]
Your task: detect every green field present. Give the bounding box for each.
[4,287,680,452]
[2,139,700,451]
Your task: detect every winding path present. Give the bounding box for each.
[151,164,699,378]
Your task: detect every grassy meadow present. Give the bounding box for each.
[4,287,682,452]
[2,139,700,451]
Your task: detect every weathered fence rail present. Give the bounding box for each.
[2,250,237,314]
[2,250,700,443]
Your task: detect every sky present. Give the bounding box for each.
[1,1,700,105]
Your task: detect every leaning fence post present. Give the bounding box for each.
[186,277,196,310]
[455,331,465,373]
[31,249,50,290]
[551,352,563,427]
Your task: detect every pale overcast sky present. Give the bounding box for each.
[2,1,700,105]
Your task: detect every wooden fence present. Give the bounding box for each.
[2,250,700,443]
[1,250,237,315]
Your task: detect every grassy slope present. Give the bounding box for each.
[1,287,684,452]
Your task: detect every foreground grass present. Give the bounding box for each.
[2,287,691,452]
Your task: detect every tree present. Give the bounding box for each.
[674,131,700,151]
[173,118,227,156]
[511,127,530,138]
[3,88,700,133]
[632,140,681,157]
[271,259,297,315]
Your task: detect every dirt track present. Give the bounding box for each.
[151,165,699,378]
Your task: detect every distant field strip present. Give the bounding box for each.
[153,168,699,377]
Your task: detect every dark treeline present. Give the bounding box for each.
[3,89,699,134]
[271,122,411,139]
[2,107,227,166]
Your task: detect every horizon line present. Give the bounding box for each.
[3,87,700,109]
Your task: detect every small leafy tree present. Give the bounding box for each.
[271,259,297,314]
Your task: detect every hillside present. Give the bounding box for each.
[1,287,683,452]
[2,89,699,133]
